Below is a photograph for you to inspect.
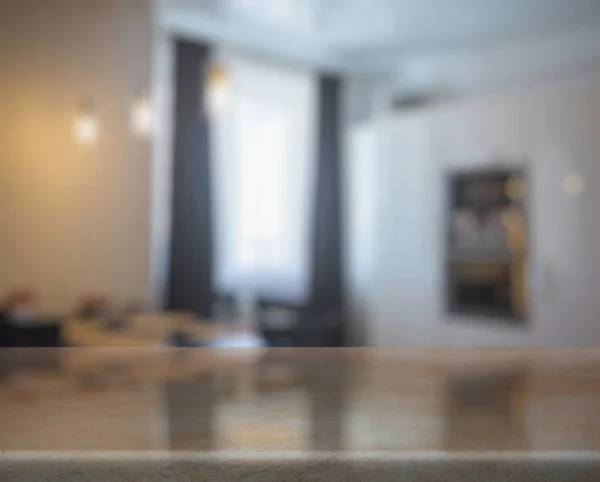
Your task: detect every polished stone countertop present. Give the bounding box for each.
[1,348,600,480]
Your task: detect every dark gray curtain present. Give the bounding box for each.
[166,40,214,317]
[310,75,343,308]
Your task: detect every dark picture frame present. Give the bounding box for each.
[445,166,529,323]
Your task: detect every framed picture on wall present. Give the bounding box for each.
[445,167,528,322]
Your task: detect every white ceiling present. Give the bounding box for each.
[159,0,600,92]
[324,0,600,49]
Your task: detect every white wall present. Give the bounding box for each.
[356,75,600,346]
[343,123,381,345]
[0,0,154,312]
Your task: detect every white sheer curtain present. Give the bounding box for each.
[212,55,317,303]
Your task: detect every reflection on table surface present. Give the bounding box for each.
[1,348,600,453]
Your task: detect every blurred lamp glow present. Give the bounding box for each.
[74,106,100,147]
[563,173,585,197]
[131,93,153,137]
[206,64,228,116]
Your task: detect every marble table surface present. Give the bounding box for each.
[1,347,600,481]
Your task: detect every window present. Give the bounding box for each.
[212,55,317,302]
[234,98,291,271]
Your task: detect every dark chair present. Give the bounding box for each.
[256,299,345,347]
[0,310,11,347]
[0,313,62,347]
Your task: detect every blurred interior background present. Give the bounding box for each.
[2,0,600,347]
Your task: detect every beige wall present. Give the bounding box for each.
[358,75,600,346]
[0,0,154,312]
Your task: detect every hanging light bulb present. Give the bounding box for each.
[74,101,100,147]
[563,173,585,197]
[131,91,153,138]
[206,64,228,117]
